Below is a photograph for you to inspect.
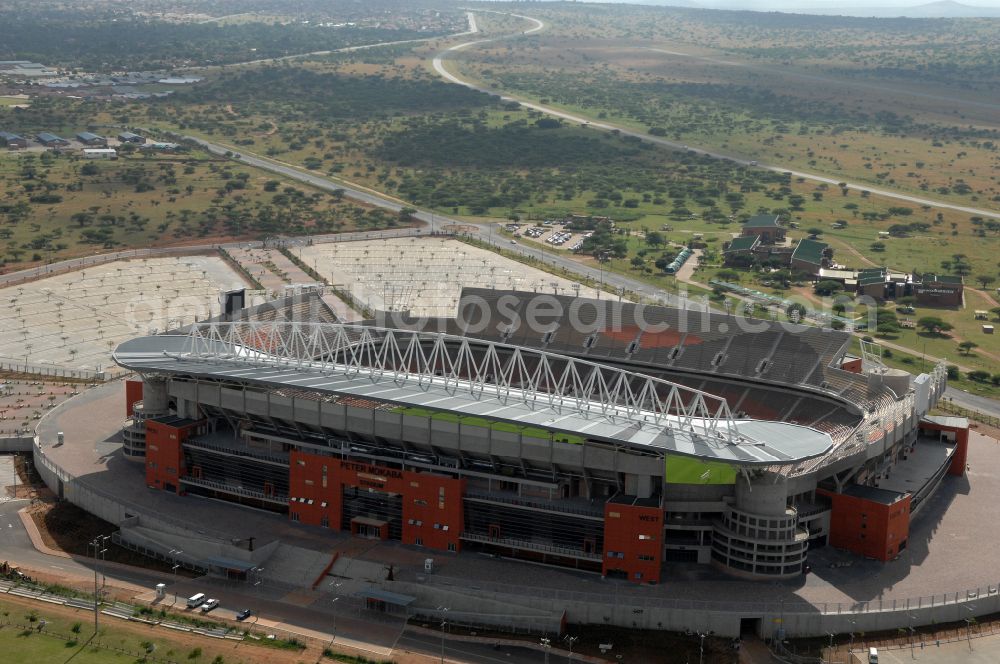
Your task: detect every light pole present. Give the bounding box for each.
[169,548,183,606]
[89,535,109,635]
[827,633,834,664]
[564,635,577,662]
[540,637,551,664]
[329,581,342,644]
[438,607,449,664]
[699,632,706,664]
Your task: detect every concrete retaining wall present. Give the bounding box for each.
[31,437,1000,640]
[0,437,32,452]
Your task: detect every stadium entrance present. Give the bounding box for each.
[341,485,402,540]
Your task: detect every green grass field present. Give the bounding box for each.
[665,455,737,485]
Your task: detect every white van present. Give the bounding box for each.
[186,593,206,608]
[868,647,878,663]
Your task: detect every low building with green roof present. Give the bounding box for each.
[790,238,831,274]
[722,234,761,264]
[740,214,785,244]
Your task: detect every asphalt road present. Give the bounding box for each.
[0,498,169,590]
[396,630,556,664]
[183,11,481,72]
[943,388,1000,419]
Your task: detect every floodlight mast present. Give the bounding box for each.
[175,321,751,447]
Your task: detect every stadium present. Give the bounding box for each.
[110,286,960,586]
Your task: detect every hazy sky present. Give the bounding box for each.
[594,0,1000,7]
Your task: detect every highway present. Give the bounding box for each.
[184,11,480,72]
[180,134,695,308]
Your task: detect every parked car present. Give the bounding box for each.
[236,608,253,621]
[201,598,219,613]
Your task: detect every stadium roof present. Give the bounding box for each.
[114,325,833,466]
[742,214,781,229]
[791,239,828,266]
[725,235,760,253]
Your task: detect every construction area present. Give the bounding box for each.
[296,237,601,317]
[0,256,248,374]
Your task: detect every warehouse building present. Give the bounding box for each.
[36,132,69,147]
[0,131,27,149]
[76,131,108,147]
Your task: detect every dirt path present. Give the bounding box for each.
[968,286,999,309]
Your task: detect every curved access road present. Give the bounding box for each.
[431,13,1000,221]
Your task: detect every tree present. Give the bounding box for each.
[786,302,807,322]
[917,317,954,335]
[958,341,978,355]
[870,241,886,252]
[807,227,824,238]
[975,275,996,289]
[946,365,960,380]
[645,231,664,248]
[968,370,991,383]
[991,307,1000,321]
[716,269,741,283]
[814,280,843,296]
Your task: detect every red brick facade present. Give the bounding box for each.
[820,488,911,561]
[145,419,202,493]
[603,502,663,584]
[288,451,465,553]
[125,379,143,417]
[919,419,970,477]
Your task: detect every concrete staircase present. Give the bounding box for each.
[261,543,339,589]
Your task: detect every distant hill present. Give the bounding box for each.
[802,1,1000,17]
[601,0,1000,18]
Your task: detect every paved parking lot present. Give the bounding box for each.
[848,637,1000,663]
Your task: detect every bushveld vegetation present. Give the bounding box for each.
[0,0,464,71]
